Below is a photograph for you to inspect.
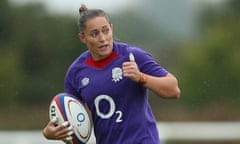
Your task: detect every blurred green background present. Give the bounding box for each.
[0,0,239,132]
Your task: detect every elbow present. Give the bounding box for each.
[160,86,181,99]
[172,87,181,99]
[165,73,181,99]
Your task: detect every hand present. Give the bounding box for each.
[122,53,141,82]
[42,118,74,141]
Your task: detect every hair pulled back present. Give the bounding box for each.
[78,4,111,33]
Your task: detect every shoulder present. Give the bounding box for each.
[66,51,90,77]
[115,42,168,76]
[113,41,154,66]
[115,42,151,61]
[113,41,147,57]
[64,51,90,95]
[113,41,130,54]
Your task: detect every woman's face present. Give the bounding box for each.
[79,16,113,61]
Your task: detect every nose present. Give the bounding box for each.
[98,32,106,42]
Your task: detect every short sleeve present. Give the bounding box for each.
[64,69,80,97]
[131,47,168,77]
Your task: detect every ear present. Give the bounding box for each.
[78,33,86,44]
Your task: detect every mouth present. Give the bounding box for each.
[98,44,108,49]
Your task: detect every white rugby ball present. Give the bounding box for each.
[49,93,92,144]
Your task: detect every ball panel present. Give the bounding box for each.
[49,100,65,125]
[66,98,92,142]
[54,94,68,121]
[49,92,92,144]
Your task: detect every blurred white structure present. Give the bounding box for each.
[0,122,240,144]
[158,122,240,141]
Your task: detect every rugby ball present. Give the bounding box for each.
[49,93,92,144]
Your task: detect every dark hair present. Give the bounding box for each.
[78,4,111,33]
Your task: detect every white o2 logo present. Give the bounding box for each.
[94,95,123,123]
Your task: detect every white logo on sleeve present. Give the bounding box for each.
[112,67,123,83]
[81,77,89,86]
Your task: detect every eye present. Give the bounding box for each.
[91,31,99,38]
[102,27,110,35]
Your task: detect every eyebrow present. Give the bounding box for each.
[88,24,110,32]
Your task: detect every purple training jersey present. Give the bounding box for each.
[64,41,168,144]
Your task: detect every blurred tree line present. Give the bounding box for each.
[178,0,240,107]
[0,0,84,107]
[0,0,239,129]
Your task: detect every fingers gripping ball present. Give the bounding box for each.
[49,93,92,144]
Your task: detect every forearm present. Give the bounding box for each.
[122,59,180,98]
[141,73,181,99]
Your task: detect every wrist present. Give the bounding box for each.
[138,72,148,85]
